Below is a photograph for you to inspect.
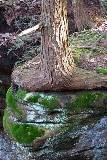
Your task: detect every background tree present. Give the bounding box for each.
[72,0,93,31]
[72,0,105,31]
[67,0,78,34]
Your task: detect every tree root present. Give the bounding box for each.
[12,56,107,91]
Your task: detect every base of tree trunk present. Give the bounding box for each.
[12,56,107,91]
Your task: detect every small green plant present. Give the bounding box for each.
[96,67,107,75]
[3,109,45,144]
[73,48,91,62]
[6,87,24,117]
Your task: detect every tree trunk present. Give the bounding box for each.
[40,0,74,87]
[12,0,75,91]
[73,0,93,31]
[12,0,107,91]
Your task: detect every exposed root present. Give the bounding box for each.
[12,56,107,91]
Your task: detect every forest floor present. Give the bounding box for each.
[70,25,107,74]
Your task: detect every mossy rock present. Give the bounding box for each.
[4,88,107,145]
[3,109,45,144]
[3,108,64,144]
[15,89,107,112]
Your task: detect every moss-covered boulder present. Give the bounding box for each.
[3,87,107,145]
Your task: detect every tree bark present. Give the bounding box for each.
[39,0,74,88]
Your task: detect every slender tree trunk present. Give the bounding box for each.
[41,0,74,87]
[67,0,78,34]
[73,0,93,31]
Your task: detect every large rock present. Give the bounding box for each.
[33,117,107,160]
[2,88,107,159]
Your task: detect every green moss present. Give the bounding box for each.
[25,93,41,103]
[3,109,8,132]
[9,88,60,110]
[6,87,25,118]
[10,123,44,144]
[15,89,27,100]
[3,109,14,137]
[3,109,45,144]
[38,95,59,109]
[96,67,107,75]
[70,92,104,110]
[23,92,60,110]
[73,48,91,62]
[70,30,106,47]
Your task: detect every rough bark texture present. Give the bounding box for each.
[40,0,74,85]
